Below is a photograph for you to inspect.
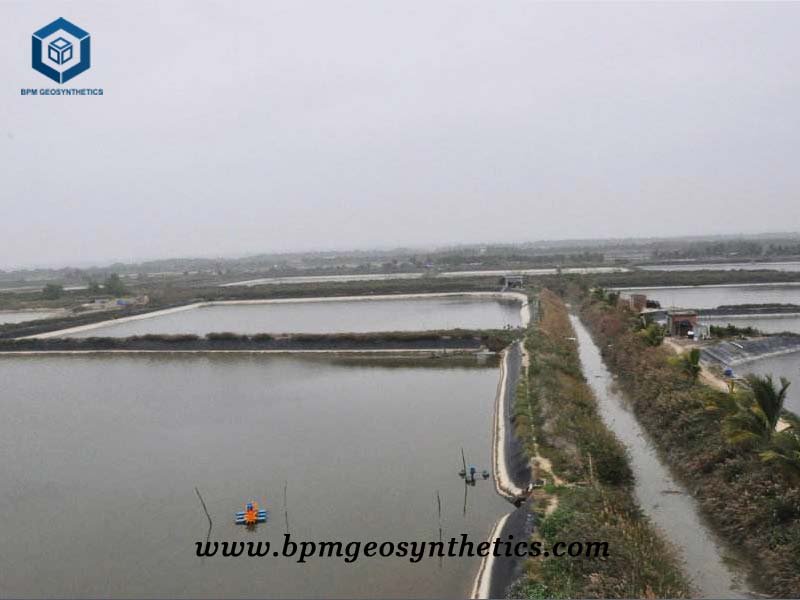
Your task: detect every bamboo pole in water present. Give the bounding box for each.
[194,486,212,528]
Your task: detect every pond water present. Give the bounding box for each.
[61,296,522,338]
[734,351,800,416]
[0,354,509,598]
[0,310,58,324]
[701,314,800,335]
[570,316,749,598]
[616,284,800,309]
[638,262,800,272]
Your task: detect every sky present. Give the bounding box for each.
[1,1,799,269]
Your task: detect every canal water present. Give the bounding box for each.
[64,296,521,338]
[569,315,749,598]
[0,354,509,598]
[615,283,800,309]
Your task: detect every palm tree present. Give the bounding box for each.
[679,348,701,381]
[760,430,800,483]
[721,374,791,447]
[746,374,791,434]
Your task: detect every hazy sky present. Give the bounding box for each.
[2,1,799,268]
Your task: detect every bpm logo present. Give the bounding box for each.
[32,18,90,84]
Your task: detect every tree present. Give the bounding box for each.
[718,374,791,447]
[87,281,102,294]
[746,374,790,435]
[42,283,63,299]
[760,430,800,483]
[591,287,606,303]
[638,323,665,347]
[670,348,701,380]
[103,273,126,295]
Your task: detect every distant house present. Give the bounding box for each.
[629,293,648,312]
[667,310,698,337]
[501,275,524,289]
[116,295,150,307]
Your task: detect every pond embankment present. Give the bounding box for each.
[571,315,748,598]
[500,291,691,599]
[702,333,800,366]
[581,294,800,596]
[0,330,521,354]
[472,341,533,599]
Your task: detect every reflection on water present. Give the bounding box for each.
[67,297,521,338]
[0,354,509,598]
[570,316,748,598]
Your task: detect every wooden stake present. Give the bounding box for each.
[194,486,212,528]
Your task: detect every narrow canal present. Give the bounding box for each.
[569,315,751,598]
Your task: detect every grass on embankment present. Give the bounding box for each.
[580,295,800,596]
[508,290,690,599]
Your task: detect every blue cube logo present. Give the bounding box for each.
[48,37,73,65]
[32,18,90,84]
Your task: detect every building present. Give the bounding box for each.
[501,275,524,289]
[667,310,699,337]
[629,293,648,312]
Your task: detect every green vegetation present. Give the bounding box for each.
[511,290,689,598]
[761,431,800,483]
[510,486,689,599]
[103,273,126,295]
[711,375,791,447]
[0,328,517,353]
[580,294,800,596]
[589,269,800,289]
[637,322,665,347]
[668,348,701,381]
[42,284,63,299]
[709,323,761,338]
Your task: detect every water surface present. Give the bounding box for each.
[616,284,800,309]
[570,316,748,598]
[638,262,800,272]
[0,354,508,598]
[65,297,521,338]
[701,314,800,335]
[0,310,58,324]
[736,351,800,416]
